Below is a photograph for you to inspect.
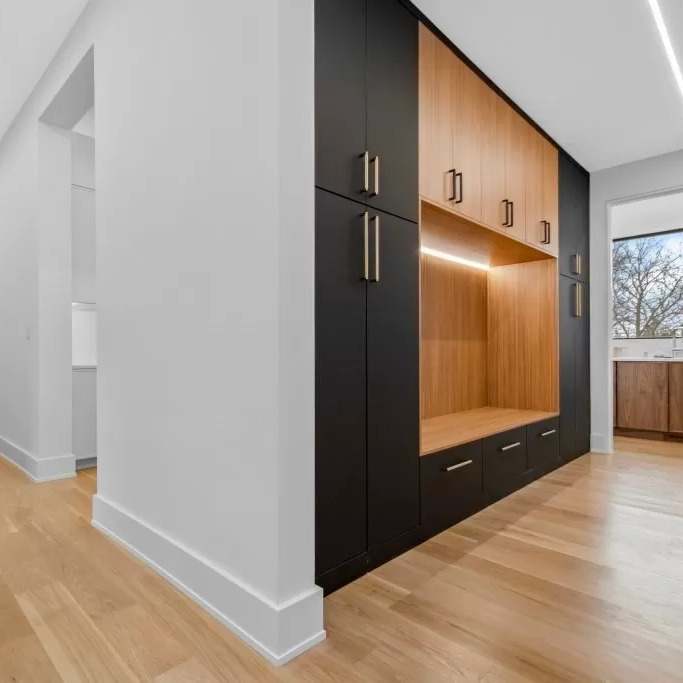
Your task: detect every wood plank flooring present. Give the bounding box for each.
[1,437,683,681]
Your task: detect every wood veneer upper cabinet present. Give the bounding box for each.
[480,87,507,230]
[524,123,545,250]
[418,24,454,208]
[616,362,669,432]
[451,59,483,222]
[501,101,526,242]
[542,139,559,256]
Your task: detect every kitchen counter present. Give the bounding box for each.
[614,357,683,362]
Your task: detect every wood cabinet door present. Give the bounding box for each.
[542,139,559,256]
[502,102,527,242]
[480,87,507,231]
[418,24,454,209]
[669,364,683,433]
[616,362,669,432]
[367,209,420,549]
[575,282,591,454]
[315,189,368,576]
[451,58,483,222]
[524,123,545,250]
[559,275,577,462]
[315,0,368,203]
[367,0,418,223]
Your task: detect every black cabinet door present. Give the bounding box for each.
[575,282,591,455]
[366,209,420,548]
[559,274,577,462]
[559,153,589,282]
[315,189,368,576]
[315,0,367,202]
[366,0,418,223]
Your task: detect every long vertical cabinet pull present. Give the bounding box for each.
[363,211,370,280]
[361,151,369,193]
[371,216,380,282]
[573,282,582,318]
[455,172,463,204]
[371,156,380,197]
[573,253,582,276]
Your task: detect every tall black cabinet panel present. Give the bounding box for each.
[315,0,367,203]
[559,275,590,463]
[366,0,419,222]
[315,190,368,576]
[367,210,420,547]
[559,153,590,282]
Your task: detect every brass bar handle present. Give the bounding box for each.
[371,215,380,282]
[370,156,380,197]
[573,282,581,317]
[499,442,521,452]
[573,253,582,275]
[363,212,369,281]
[541,429,557,437]
[579,283,583,318]
[443,459,473,472]
[361,151,369,193]
[455,172,463,204]
[448,169,457,201]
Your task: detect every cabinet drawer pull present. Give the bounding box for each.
[455,172,463,204]
[371,156,380,197]
[448,169,457,201]
[443,459,473,472]
[361,151,369,193]
[541,429,557,437]
[499,442,521,452]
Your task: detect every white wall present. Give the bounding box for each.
[71,132,96,303]
[611,191,683,240]
[591,148,683,453]
[0,0,320,664]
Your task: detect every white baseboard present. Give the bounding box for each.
[0,435,76,482]
[92,495,325,665]
[590,432,613,454]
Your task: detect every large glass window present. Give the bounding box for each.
[613,231,683,338]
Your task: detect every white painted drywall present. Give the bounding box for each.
[73,367,96,459]
[0,0,321,662]
[72,306,97,366]
[591,148,683,453]
[612,191,683,240]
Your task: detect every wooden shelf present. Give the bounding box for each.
[421,407,559,456]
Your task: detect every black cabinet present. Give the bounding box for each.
[526,417,560,472]
[483,427,527,499]
[315,189,419,584]
[367,209,420,547]
[560,275,590,462]
[420,441,483,535]
[315,0,418,223]
[559,153,589,281]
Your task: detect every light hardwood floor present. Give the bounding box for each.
[1,437,683,681]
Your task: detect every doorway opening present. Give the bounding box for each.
[610,190,683,442]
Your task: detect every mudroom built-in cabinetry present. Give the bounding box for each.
[315,0,591,594]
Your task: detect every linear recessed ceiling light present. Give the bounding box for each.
[420,246,489,270]
[647,0,683,101]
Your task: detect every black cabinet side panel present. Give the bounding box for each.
[315,0,368,201]
[559,274,577,462]
[366,210,420,548]
[559,153,590,282]
[575,282,591,455]
[366,0,419,223]
[315,189,368,575]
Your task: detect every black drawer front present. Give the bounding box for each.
[420,441,483,532]
[527,417,560,472]
[483,427,527,496]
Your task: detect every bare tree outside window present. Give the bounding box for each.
[612,233,683,338]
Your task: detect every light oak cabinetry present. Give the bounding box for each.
[418,24,558,254]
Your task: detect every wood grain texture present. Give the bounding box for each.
[420,198,553,268]
[542,138,559,256]
[421,407,557,455]
[487,258,559,412]
[2,441,683,680]
[421,253,488,419]
[524,122,545,251]
[418,23,453,208]
[616,361,669,431]
[480,81,507,231]
[670,363,683,433]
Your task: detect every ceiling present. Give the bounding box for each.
[413,0,683,171]
[612,191,683,239]
[0,0,88,143]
